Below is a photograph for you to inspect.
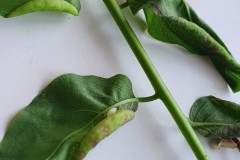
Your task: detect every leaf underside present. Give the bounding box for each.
[0,0,80,17]
[189,96,240,138]
[127,0,240,92]
[0,74,138,160]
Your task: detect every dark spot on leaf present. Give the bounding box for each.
[148,4,162,15]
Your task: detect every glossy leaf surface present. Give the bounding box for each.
[189,96,240,138]
[127,0,240,92]
[0,74,137,160]
[0,0,80,17]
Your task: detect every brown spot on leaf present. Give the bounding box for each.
[101,126,109,135]
[77,152,86,160]
[91,141,99,148]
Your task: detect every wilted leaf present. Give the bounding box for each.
[0,74,137,160]
[217,138,238,149]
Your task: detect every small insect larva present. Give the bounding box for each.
[106,107,118,117]
[77,109,135,160]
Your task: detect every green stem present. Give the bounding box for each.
[137,94,158,103]
[103,0,209,159]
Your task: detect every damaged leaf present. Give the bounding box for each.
[77,109,135,159]
[189,96,240,138]
[127,0,240,92]
[0,74,137,160]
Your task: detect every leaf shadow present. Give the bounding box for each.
[73,1,131,75]
[136,105,181,159]
[142,41,229,93]
[208,138,220,149]
[122,7,146,32]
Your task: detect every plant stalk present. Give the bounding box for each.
[103,0,209,159]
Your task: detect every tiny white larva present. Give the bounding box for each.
[77,109,135,160]
[106,107,118,117]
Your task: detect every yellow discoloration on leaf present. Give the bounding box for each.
[77,110,135,159]
[7,0,78,17]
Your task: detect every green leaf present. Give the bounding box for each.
[127,0,240,92]
[189,96,240,138]
[0,74,137,160]
[0,0,81,18]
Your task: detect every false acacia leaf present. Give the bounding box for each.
[189,96,240,138]
[0,0,81,17]
[127,0,240,92]
[0,74,138,160]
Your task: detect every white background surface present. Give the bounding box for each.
[0,0,240,159]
